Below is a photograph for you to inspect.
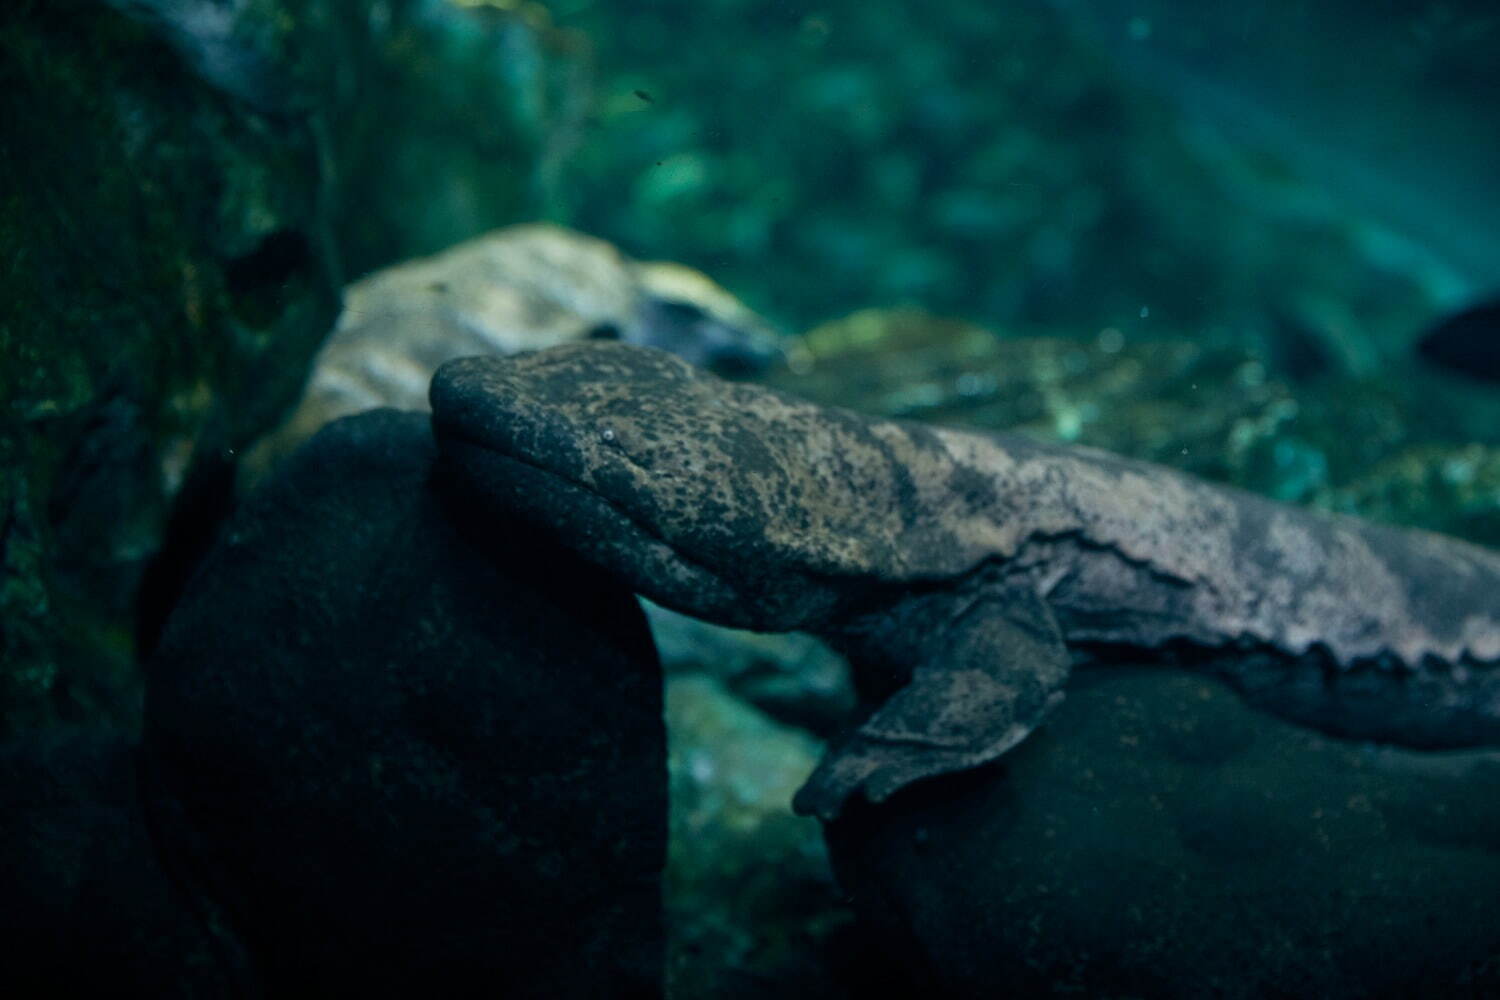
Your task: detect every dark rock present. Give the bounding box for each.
[0,727,240,997]
[143,410,666,996]
[825,669,1500,999]
[1417,299,1500,384]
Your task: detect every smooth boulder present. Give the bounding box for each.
[825,668,1500,998]
[143,409,666,996]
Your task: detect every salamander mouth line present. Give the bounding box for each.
[434,420,737,595]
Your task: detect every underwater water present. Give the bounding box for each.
[2,0,1498,996]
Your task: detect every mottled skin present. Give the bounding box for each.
[430,343,1500,820]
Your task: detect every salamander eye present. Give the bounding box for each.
[587,322,622,341]
[595,424,656,471]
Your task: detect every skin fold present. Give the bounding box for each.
[430,342,1500,820]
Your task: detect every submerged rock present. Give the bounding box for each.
[664,675,850,999]
[771,308,1299,490]
[144,410,666,995]
[647,603,854,738]
[1326,443,1500,549]
[825,668,1500,998]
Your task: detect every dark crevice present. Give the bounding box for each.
[225,229,311,328]
[134,446,239,662]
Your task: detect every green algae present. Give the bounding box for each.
[0,0,339,738]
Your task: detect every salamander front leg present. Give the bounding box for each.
[794,582,1069,821]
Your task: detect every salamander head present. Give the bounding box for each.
[429,342,921,628]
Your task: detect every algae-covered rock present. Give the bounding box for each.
[771,309,1301,493]
[1327,443,1500,549]
[665,674,851,999]
[0,0,589,739]
[826,668,1500,998]
[0,0,340,738]
[648,603,853,738]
